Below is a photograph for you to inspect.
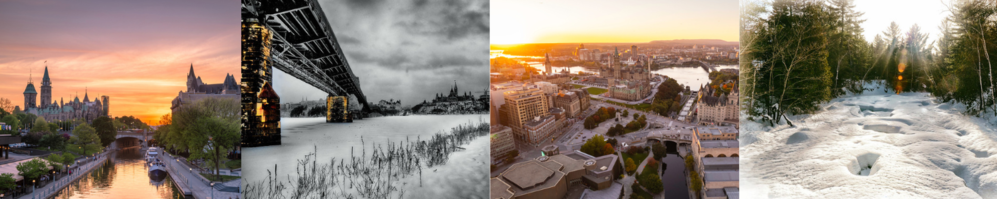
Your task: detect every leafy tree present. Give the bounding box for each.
[16,159,49,185]
[685,154,695,171]
[0,115,19,134]
[580,135,611,156]
[48,123,59,132]
[73,124,101,156]
[290,106,307,117]
[61,153,76,167]
[17,113,36,131]
[39,133,65,150]
[180,99,240,182]
[651,142,667,160]
[690,168,703,196]
[307,106,325,117]
[602,143,615,156]
[44,154,63,171]
[0,98,12,114]
[31,117,49,133]
[92,116,116,147]
[638,171,664,194]
[625,157,636,174]
[0,173,14,193]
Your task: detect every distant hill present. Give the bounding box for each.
[649,39,738,46]
[491,39,738,57]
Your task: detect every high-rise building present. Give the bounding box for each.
[490,125,516,163]
[504,87,549,143]
[240,19,279,147]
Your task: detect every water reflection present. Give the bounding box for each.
[661,153,690,199]
[51,145,187,199]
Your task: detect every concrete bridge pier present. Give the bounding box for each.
[326,95,351,123]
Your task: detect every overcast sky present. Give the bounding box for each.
[274,0,490,107]
[0,0,239,124]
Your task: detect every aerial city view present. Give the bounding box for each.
[0,1,241,199]
[240,0,491,198]
[739,0,997,198]
[489,0,739,199]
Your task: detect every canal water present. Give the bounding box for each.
[51,142,187,199]
[661,152,691,199]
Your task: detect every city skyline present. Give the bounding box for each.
[491,0,739,44]
[0,0,239,125]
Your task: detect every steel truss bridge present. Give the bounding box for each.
[242,0,368,108]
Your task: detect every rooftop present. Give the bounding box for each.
[490,178,514,199]
[701,157,739,166]
[703,170,739,183]
[700,140,739,149]
[524,115,555,129]
[501,160,555,190]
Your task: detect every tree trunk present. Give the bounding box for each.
[215,147,221,182]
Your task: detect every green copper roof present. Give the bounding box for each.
[23,83,37,94]
[42,66,50,83]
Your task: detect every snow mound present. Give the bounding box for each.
[786,132,810,144]
[740,88,997,199]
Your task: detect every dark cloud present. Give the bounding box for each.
[344,0,385,10]
[425,55,481,69]
[336,35,363,45]
[395,0,489,40]
[284,0,489,107]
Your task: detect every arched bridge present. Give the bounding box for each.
[645,131,693,145]
[115,130,148,141]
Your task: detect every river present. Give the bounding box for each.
[51,143,187,199]
[242,115,490,199]
[522,61,736,91]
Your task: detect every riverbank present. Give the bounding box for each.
[18,151,109,199]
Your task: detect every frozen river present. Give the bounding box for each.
[740,84,997,198]
[243,115,489,199]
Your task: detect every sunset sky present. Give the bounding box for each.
[0,0,239,125]
[491,0,738,44]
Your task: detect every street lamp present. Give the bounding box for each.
[210,182,215,199]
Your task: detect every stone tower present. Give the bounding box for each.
[187,64,199,92]
[41,65,52,109]
[613,47,621,78]
[23,73,37,110]
[544,52,552,75]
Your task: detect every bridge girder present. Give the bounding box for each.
[242,0,369,107]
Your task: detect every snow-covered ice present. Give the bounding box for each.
[740,84,997,198]
[243,115,490,199]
